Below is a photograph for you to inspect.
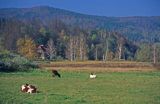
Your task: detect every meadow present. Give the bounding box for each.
[0,69,160,104]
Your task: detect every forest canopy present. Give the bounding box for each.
[0,6,160,62]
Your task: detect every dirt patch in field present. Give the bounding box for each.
[44,67,155,72]
[39,61,158,72]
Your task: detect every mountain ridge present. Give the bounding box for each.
[0,6,159,18]
[0,6,160,42]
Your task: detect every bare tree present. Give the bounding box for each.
[100,29,109,62]
[153,43,156,64]
[94,44,102,61]
[79,33,87,61]
[117,37,125,60]
[118,42,122,60]
[67,35,74,61]
[73,36,78,61]
[47,38,56,60]
[95,45,98,60]
[66,32,87,61]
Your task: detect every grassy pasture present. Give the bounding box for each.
[0,70,160,104]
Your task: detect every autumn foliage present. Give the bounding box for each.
[16,36,37,59]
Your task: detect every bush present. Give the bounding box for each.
[0,61,12,72]
[0,51,38,72]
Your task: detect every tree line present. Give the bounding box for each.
[0,18,160,63]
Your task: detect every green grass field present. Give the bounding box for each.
[0,70,160,104]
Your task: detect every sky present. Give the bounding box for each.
[0,0,160,17]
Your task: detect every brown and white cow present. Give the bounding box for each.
[21,84,37,93]
[21,84,29,92]
[27,85,37,93]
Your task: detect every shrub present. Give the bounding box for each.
[0,51,38,72]
[11,55,38,71]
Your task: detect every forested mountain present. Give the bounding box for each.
[0,6,160,42]
[0,6,160,62]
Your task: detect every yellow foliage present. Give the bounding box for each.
[16,37,37,59]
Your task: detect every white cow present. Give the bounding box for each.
[90,73,96,79]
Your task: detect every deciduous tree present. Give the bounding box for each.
[16,36,37,59]
[47,38,56,60]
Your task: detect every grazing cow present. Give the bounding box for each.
[52,70,61,78]
[90,73,96,79]
[21,84,37,93]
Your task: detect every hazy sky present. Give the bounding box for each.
[0,0,160,16]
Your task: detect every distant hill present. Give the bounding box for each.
[0,6,160,42]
